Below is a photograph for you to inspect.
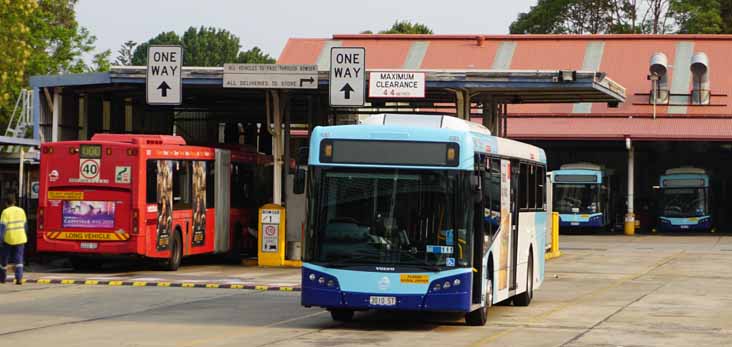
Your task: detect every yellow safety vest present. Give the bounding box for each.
[1,206,27,245]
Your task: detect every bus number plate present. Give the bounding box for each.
[369,296,396,306]
[80,242,98,249]
[571,222,580,226]
[681,225,689,229]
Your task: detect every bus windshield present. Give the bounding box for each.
[661,188,707,217]
[554,183,600,214]
[305,168,472,269]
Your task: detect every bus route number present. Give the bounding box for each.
[80,159,100,180]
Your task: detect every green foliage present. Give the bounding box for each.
[236,47,276,64]
[670,0,723,33]
[510,0,675,34]
[90,49,112,72]
[0,0,98,127]
[131,31,181,66]
[131,27,275,66]
[379,20,434,34]
[114,40,137,66]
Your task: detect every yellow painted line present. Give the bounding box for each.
[84,280,99,285]
[230,284,244,289]
[255,285,268,291]
[181,283,196,288]
[132,281,148,287]
[279,287,293,292]
[157,282,171,287]
[109,281,123,286]
[37,279,51,284]
[205,283,220,289]
[61,279,75,285]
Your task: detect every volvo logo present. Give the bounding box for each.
[375,267,395,272]
[378,276,390,290]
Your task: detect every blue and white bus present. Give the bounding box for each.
[550,163,615,231]
[657,167,711,231]
[300,114,547,326]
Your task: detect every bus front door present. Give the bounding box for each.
[509,161,520,291]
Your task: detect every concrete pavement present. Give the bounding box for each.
[1,234,731,346]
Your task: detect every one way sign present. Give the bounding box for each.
[330,47,365,107]
[147,45,182,105]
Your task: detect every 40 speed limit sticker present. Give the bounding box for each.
[79,159,100,180]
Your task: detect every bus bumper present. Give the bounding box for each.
[301,268,472,312]
[657,217,711,231]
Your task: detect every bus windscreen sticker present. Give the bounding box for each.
[62,201,115,229]
[115,166,131,184]
[192,161,206,247]
[156,160,173,251]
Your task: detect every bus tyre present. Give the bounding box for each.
[329,309,354,322]
[164,232,183,271]
[513,253,533,306]
[465,278,491,326]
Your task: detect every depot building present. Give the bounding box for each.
[24,34,732,256]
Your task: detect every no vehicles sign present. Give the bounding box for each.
[146,45,182,105]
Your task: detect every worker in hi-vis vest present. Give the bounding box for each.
[0,195,28,285]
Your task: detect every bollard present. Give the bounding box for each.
[546,212,561,259]
[624,213,635,236]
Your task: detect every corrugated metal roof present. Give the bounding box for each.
[279,34,732,118]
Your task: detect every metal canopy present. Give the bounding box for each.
[31,67,625,104]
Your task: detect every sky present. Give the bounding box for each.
[76,0,535,62]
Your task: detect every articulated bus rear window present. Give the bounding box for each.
[320,139,459,167]
[663,179,705,188]
[554,175,598,183]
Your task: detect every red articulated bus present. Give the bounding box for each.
[37,134,272,270]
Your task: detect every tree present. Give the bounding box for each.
[509,0,674,34]
[0,0,98,127]
[379,20,434,34]
[131,31,181,66]
[236,47,276,64]
[670,0,723,33]
[131,27,275,66]
[90,49,112,72]
[115,40,137,66]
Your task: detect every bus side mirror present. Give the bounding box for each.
[293,167,306,195]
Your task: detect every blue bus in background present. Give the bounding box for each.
[551,163,615,231]
[299,114,547,326]
[657,167,711,231]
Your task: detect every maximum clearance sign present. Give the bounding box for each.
[369,71,426,98]
[147,45,182,105]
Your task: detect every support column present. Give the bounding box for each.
[271,90,283,205]
[102,100,111,132]
[78,96,87,140]
[625,138,635,235]
[454,89,470,120]
[51,88,61,142]
[124,98,133,133]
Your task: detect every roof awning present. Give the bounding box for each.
[30,67,625,105]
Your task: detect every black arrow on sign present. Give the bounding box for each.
[299,77,314,87]
[157,81,171,97]
[340,83,354,99]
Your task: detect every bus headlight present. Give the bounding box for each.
[443,281,451,289]
[433,283,441,291]
[327,280,335,287]
[453,279,461,286]
[318,277,325,285]
[308,273,316,281]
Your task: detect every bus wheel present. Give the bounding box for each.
[465,278,491,326]
[329,309,354,322]
[164,232,182,271]
[513,253,533,306]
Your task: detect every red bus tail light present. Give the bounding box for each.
[132,208,139,234]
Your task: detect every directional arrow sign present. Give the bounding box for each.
[147,45,182,105]
[223,64,317,89]
[330,47,365,107]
